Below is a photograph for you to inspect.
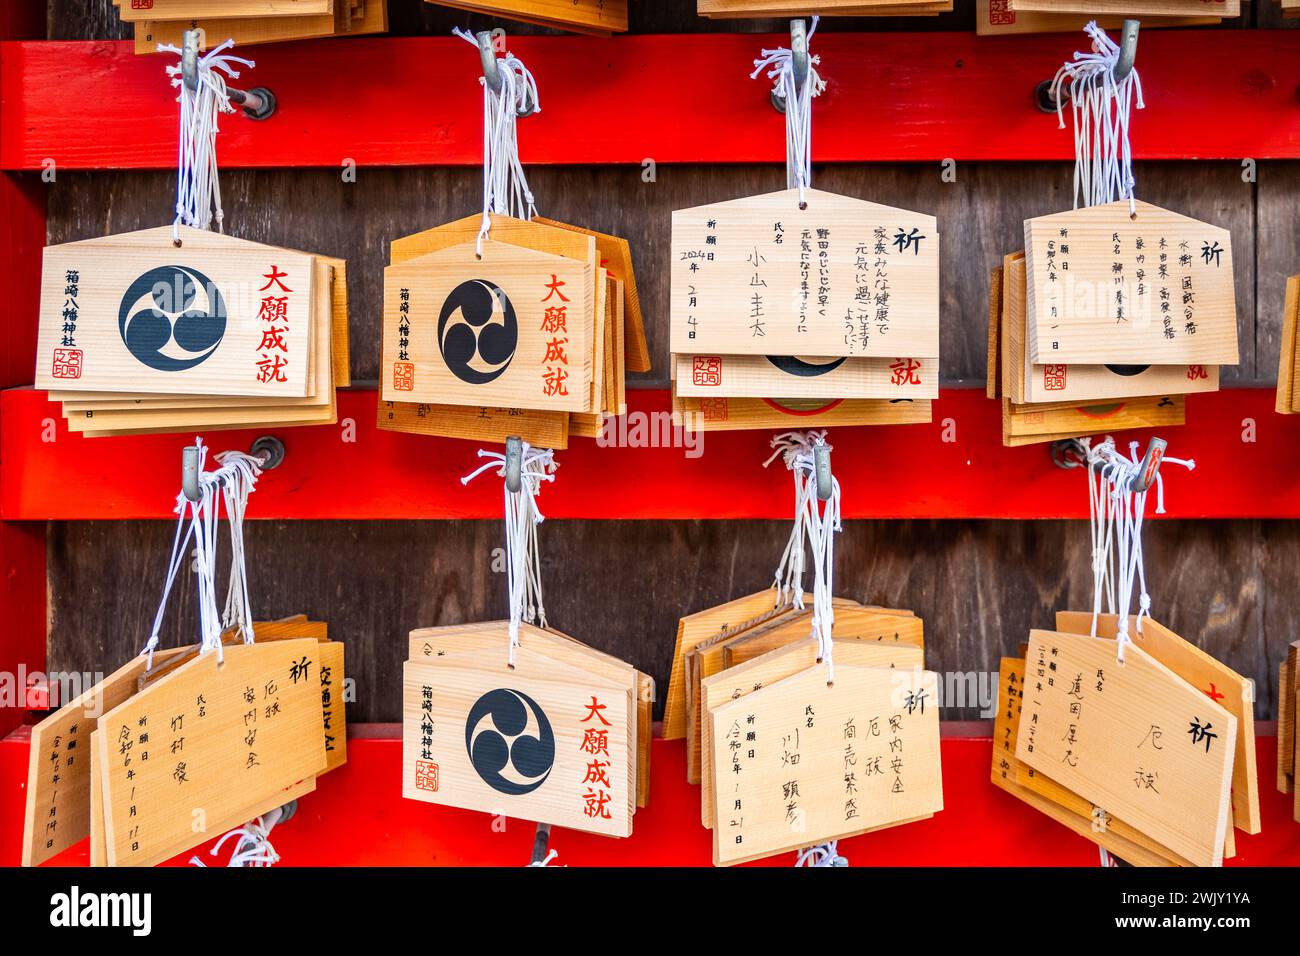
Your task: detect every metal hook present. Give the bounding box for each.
[813,440,833,502]
[505,436,523,495]
[529,822,552,865]
[181,29,277,121]
[1129,436,1165,494]
[475,30,535,118]
[182,435,285,502]
[772,19,809,115]
[1036,19,1140,114]
[1049,437,1089,471]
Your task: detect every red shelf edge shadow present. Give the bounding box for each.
[2,32,1300,171]
[3,386,1299,521]
[3,728,1297,866]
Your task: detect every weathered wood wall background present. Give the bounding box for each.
[41,0,1300,722]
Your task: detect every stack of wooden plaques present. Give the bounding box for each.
[1275,641,1300,822]
[699,1,953,17]
[666,590,942,865]
[1283,0,1300,20]
[35,225,349,437]
[378,213,649,449]
[992,613,1258,867]
[119,0,389,53]
[978,0,1236,33]
[669,187,938,433]
[1274,275,1300,414]
[424,0,627,34]
[986,200,1238,446]
[22,616,346,867]
[402,622,652,839]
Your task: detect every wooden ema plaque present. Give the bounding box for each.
[1025,201,1238,367]
[1009,0,1239,13]
[1016,630,1236,867]
[709,662,942,865]
[424,0,629,35]
[990,658,1176,867]
[21,646,191,867]
[1275,275,1300,414]
[115,0,334,19]
[670,188,940,359]
[701,1,953,15]
[404,644,632,838]
[96,639,327,866]
[673,392,932,431]
[37,229,316,397]
[700,637,924,829]
[977,0,1219,34]
[674,353,936,400]
[1003,251,1218,405]
[407,621,646,809]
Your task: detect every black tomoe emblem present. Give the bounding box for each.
[118,265,227,372]
[465,688,555,795]
[766,355,847,377]
[438,279,518,384]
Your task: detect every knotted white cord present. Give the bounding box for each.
[751,17,826,206]
[190,814,282,868]
[1050,21,1144,214]
[764,431,816,609]
[454,28,540,256]
[160,39,254,241]
[1083,437,1194,662]
[462,443,558,667]
[142,439,263,667]
[763,430,841,681]
[795,840,848,867]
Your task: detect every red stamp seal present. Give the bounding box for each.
[692,356,722,387]
[52,348,83,380]
[1043,364,1067,391]
[393,361,415,392]
[130,0,154,8]
[415,760,439,792]
[699,398,729,422]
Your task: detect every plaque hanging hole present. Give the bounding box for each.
[173,239,183,248]
[507,662,515,671]
[798,201,808,211]
[826,679,834,688]
[1130,211,1138,222]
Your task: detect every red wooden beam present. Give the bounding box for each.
[2,32,1299,171]
[0,385,1292,521]
[3,728,1297,866]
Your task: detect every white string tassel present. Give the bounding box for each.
[751,17,826,205]
[142,439,264,665]
[795,840,848,867]
[1050,21,1144,214]
[454,28,540,256]
[462,444,558,666]
[191,814,282,868]
[1083,437,1191,661]
[160,39,254,240]
[763,431,818,608]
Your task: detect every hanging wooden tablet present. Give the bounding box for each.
[96,638,328,866]
[115,0,334,20]
[674,353,937,400]
[131,0,388,52]
[699,637,925,829]
[674,393,932,431]
[1278,641,1300,794]
[976,0,1218,34]
[425,0,628,35]
[408,621,649,809]
[990,657,1177,867]
[1275,275,1300,414]
[1001,395,1185,446]
[37,230,315,398]
[1003,251,1218,405]
[404,645,632,837]
[1009,0,1240,14]
[700,1,953,15]
[1024,200,1238,367]
[709,662,943,866]
[664,589,800,740]
[1016,630,1236,867]
[378,399,570,449]
[1056,611,1259,834]
[381,239,593,413]
[671,188,940,360]
[21,645,193,867]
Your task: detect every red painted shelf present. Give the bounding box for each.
[2,32,1299,171]
[2,385,1297,521]
[4,727,1296,866]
